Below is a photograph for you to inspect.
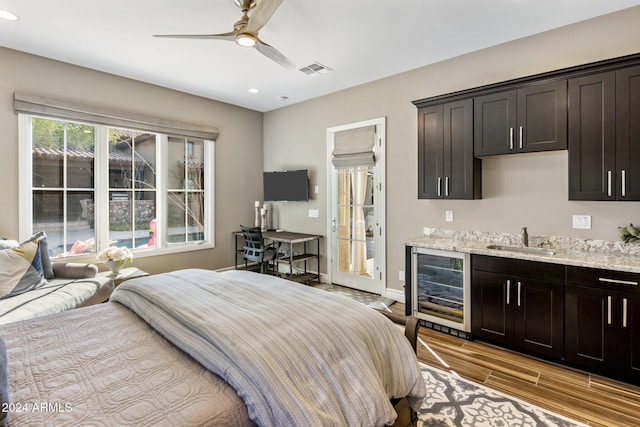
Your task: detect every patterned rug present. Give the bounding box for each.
[312,283,396,311]
[418,364,587,427]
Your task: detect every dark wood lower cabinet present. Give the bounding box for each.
[564,266,640,384]
[471,255,564,360]
[468,255,640,385]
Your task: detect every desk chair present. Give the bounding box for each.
[240,225,281,274]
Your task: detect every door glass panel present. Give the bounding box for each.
[337,166,374,278]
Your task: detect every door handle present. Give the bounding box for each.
[519,126,523,149]
[607,171,612,197]
[506,279,511,305]
[623,298,628,328]
[445,177,449,197]
[621,169,626,197]
[607,295,612,325]
[509,128,514,150]
[437,177,442,197]
[517,281,521,307]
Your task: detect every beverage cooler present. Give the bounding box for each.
[410,247,470,332]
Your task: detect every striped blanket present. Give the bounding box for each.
[111,269,426,427]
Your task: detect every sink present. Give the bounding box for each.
[486,244,555,256]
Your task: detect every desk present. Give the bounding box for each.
[234,231,322,283]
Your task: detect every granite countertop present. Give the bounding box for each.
[406,228,640,274]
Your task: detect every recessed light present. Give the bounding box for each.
[0,10,19,21]
[248,88,259,94]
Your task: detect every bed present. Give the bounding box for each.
[0,269,426,426]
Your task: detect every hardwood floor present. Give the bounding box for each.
[388,302,640,427]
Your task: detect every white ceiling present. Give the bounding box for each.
[1,0,639,112]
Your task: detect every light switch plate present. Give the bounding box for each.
[308,209,319,218]
[399,270,405,282]
[572,214,592,229]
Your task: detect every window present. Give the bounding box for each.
[20,115,214,259]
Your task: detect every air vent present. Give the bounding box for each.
[299,62,334,77]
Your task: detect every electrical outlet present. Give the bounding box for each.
[445,210,454,222]
[399,270,405,282]
[308,209,319,218]
[572,214,592,229]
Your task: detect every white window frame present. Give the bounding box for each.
[18,114,215,262]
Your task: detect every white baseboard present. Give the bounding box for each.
[384,287,405,303]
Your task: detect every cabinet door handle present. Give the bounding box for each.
[509,128,514,150]
[445,177,449,197]
[607,171,612,197]
[607,296,612,325]
[519,126,523,149]
[599,277,638,286]
[623,298,628,328]
[621,169,626,197]
[506,279,511,305]
[437,177,442,197]
[517,281,522,307]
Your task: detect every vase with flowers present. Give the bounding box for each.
[97,246,134,275]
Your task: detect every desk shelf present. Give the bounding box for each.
[235,230,322,284]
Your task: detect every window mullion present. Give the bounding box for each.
[156,134,167,248]
[95,126,110,252]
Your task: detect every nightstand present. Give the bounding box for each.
[109,267,149,287]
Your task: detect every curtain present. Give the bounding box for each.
[352,168,368,276]
[14,92,219,141]
[332,125,375,168]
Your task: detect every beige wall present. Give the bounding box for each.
[0,46,263,275]
[263,7,640,292]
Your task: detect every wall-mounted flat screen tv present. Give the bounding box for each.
[263,170,309,202]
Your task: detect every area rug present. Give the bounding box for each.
[312,283,396,311]
[418,363,587,427]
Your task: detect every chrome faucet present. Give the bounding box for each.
[521,227,529,247]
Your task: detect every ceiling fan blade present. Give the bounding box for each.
[245,0,284,34]
[255,37,295,70]
[153,31,237,41]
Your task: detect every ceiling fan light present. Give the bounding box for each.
[236,33,256,47]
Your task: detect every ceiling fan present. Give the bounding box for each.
[153,0,295,70]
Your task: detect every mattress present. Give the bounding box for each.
[0,303,253,427]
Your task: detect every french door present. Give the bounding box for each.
[327,118,385,294]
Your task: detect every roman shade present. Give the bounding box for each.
[332,125,376,168]
[14,92,219,141]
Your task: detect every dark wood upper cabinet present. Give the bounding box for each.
[474,80,567,156]
[418,99,480,199]
[615,65,640,200]
[412,53,640,202]
[568,72,616,200]
[569,66,640,201]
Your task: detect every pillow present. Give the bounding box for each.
[0,239,18,251]
[0,239,47,299]
[25,231,54,280]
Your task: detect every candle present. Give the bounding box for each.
[255,201,260,207]
[262,203,267,210]
[261,208,266,215]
